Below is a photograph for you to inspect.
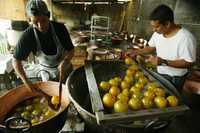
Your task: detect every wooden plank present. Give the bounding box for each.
[84,62,104,113]
[95,111,104,125]
[97,105,189,124]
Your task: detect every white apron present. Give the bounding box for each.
[33,22,72,81]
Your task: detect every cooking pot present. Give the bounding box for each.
[0,81,70,133]
[66,61,185,133]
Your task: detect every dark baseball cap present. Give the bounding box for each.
[26,0,50,17]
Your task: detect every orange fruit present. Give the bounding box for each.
[147,82,159,91]
[102,93,115,108]
[142,97,154,109]
[109,79,119,86]
[100,81,110,91]
[125,57,134,65]
[32,109,41,116]
[128,98,142,110]
[130,86,141,94]
[121,81,131,89]
[132,93,143,99]
[167,95,178,107]
[51,96,59,105]
[114,77,122,83]
[25,105,33,111]
[31,119,38,124]
[117,93,129,102]
[114,100,129,113]
[155,88,165,97]
[154,96,167,108]
[138,76,148,85]
[134,82,144,90]
[126,69,135,76]
[144,90,155,100]
[44,110,54,118]
[129,64,138,71]
[124,75,133,84]
[122,88,130,97]
[109,86,120,96]
[21,111,29,118]
[135,71,144,80]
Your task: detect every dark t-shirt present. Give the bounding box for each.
[14,21,74,60]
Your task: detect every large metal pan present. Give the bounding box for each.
[66,60,189,133]
[0,81,70,133]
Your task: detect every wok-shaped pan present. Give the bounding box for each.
[0,81,70,133]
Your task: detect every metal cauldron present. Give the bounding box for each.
[66,61,181,133]
[0,81,70,133]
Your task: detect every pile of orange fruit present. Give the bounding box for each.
[99,57,179,113]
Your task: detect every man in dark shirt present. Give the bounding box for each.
[12,0,74,92]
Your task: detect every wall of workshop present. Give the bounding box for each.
[51,1,137,32]
[129,0,200,62]
[0,0,27,20]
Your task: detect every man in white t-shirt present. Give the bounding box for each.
[128,4,196,90]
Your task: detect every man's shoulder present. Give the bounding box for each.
[51,21,65,28]
[178,28,196,47]
[23,26,34,34]
[17,26,34,42]
[151,32,162,39]
[179,27,195,38]
[19,26,34,40]
[51,21,68,33]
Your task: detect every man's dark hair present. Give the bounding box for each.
[149,4,174,24]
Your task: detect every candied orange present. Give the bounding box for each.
[114,100,129,113]
[154,96,167,108]
[102,93,115,108]
[109,86,120,97]
[167,95,178,107]
[100,81,110,91]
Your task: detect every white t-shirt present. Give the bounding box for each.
[148,27,196,76]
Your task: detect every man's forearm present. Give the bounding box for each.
[163,58,193,68]
[12,58,29,84]
[135,46,156,55]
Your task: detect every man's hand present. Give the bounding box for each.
[145,55,160,66]
[125,49,138,58]
[125,46,156,59]
[12,58,41,93]
[24,80,40,93]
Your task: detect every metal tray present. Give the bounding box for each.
[84,60,189,125]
